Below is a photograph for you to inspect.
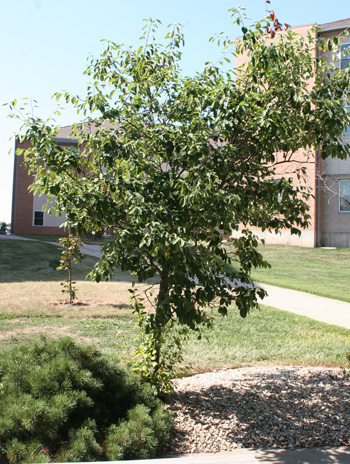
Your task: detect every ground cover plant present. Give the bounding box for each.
[0,337,171,463]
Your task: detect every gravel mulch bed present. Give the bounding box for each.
[165,366,350,454]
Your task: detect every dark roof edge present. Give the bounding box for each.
[319,18,350,33]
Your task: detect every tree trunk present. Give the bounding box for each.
[154,270,169,372]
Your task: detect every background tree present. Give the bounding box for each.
[11,9,350,391]
[0,222,7,235]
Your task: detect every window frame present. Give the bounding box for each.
[337,43,350,139]
[341,43,350,70]
[33,210,44,226]
[339,180,350,213]
[344,106,350,138]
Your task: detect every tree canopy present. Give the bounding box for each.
[11,8,350,388]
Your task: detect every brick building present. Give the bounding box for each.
[232,18,350,247]
[11,130,76,235]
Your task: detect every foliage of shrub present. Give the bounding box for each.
[0,337,171,463]
[0,222,7,234]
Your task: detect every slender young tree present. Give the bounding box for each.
[10,9,350,390]
[57,232,85,304]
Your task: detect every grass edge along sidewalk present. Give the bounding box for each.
[246,244,350,303]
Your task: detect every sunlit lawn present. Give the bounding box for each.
[1,239,349,372]
[225,243,350,303]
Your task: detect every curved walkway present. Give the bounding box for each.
[258,283,350,330]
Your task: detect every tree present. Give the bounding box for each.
[10,9,350,390]
[56,233,85,304]
[0,222,7,235]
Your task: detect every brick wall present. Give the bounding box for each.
[11,138,67,236]
[233,23,318,246]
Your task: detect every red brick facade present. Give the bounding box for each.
[233,23,318,247]
[11,137,67,236]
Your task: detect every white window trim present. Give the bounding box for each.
[337,43,350,141]
[339,180,350,213]
[340,43,350,70]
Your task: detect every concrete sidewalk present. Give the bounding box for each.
[67,446,350,463]
[258,282,350,330]
[252,446,350,463]
[111,450,258,463]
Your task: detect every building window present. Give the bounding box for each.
[341,44,350,70]
[344,106,350,138]
[33,211,44,226]
[339,180,350,212]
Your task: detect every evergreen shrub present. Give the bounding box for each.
[0,337,171,463]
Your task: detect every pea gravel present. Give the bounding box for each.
[165,366,350,454]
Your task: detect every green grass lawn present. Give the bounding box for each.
[0,239,97,283]
[1,306,349,373]
[1,238,349,373]
[226,244,350,303]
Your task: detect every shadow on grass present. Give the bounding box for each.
[58,302,130,310]
[0,239,137,284]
